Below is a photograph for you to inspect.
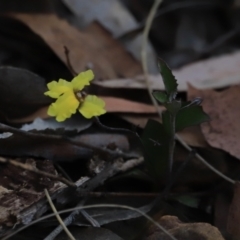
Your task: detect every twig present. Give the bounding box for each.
[140,0,235,185]
[0,157,76,187]
[94,116,140,138]
[44,189,76,240]
[64,46,78,76]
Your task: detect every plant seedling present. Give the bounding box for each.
[142,59,210,181]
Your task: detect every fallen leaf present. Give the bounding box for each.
[146,215,225,240]
[11,13,142,79]
[0,66,50,120]
[94,51,240,91]
[62,0,158,73]
[188,85,240,159]
[178,126,208,148]
[101,96,162,113]
[8,106,49,123]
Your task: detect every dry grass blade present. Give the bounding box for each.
[44,189,76,240]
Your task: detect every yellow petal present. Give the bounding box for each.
[71,70,94,91]
[44,79,73,98]
[48,91,79,122]
[79,95,106,119]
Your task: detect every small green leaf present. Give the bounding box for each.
[172,195,200,208]
[152,91,168,103]
[158,58,178,100]
[175,105,210,131]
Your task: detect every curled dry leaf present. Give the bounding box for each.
[188,84,240,160]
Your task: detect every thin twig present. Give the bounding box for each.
[0,157,76,187]
[0,122,136,160]
[76,190,206,198]
[44,189,76,240]
[94,116,140,138]
[64,46,78,76]
[140,0,235,185]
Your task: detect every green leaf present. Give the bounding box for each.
[152,91,168,103]
[158,58,178,100]
[172,195,200,208]
[175,105,210,131]
[141,119,169,180]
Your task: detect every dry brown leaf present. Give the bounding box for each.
[178,126,208,148]
[94,51,240,91]
[120,114,159,128]
[101,96,161,113]
[188,85,240,159]
[146,215,224,240]
[227,181,240,238]
[9,106,49,123]
[10,13,142,79]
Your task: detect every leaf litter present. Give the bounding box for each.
[1,1,240,240]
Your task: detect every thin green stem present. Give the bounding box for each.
[168,113,176,178]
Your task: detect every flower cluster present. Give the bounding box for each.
[44,70,106,122]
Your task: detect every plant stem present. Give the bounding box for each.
[168,113,176,180]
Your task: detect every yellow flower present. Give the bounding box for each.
[44,70,106,122]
